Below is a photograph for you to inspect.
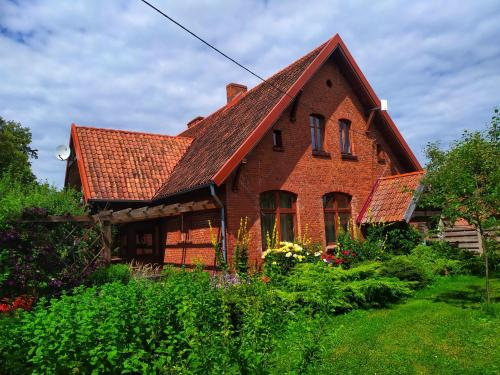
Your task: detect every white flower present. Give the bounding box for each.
[314,252,321,257]
[285,252,292,258]
[293,253,298,258]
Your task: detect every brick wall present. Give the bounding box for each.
[163,210,220,269]
[224,58,411,268]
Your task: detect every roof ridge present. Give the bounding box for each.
[74,124,192,141]
[378,171,425,180]
[178,41,329,137]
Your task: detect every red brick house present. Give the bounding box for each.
[64,34,424,270]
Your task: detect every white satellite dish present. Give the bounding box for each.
[380,99,388,111]
[55,145,71,161]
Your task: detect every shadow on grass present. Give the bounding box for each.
[430,285,500,309]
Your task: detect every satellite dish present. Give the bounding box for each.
[380,99,388,111]
[55,145,71,161]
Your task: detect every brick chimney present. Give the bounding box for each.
[226,83,247,103]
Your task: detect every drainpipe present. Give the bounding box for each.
[209,183,227,262]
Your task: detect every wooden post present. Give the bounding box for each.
[365,109,376,131]
[102,220,112,263]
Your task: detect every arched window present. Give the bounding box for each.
[309,114,325,151]
[260,191,296,245]
[323,193,352,245]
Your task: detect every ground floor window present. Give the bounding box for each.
[323,192,352,245]
[260,190,296,246]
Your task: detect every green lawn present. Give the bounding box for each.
[273,275,500,374]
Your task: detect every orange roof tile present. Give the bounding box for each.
[72,125,192,201]
[357,171,425,224]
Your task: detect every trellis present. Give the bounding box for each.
[19,200,217,262]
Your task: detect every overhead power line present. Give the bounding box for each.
[137,0,381,141]
[138,0,282,92]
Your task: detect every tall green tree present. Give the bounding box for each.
[421,108,499,303]
[0,116,38,183]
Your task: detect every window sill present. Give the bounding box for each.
[312,150,331,158]
[341,153,358,161]
[273,146,284,152]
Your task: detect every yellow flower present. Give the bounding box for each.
[285,252,292,258]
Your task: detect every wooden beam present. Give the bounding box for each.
[18,215,92,223]
[109,200,216,224]
[101,220,112,263]
[365,110,376,131]
[17,200,217,225]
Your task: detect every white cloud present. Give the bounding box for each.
[0,0,499,185]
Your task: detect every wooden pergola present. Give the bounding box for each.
[19,200,217,262]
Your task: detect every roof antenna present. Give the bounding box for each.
[55,145,71,161]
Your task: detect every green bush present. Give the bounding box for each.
[87,264,131,286]
[380,255,433,287]
[0,270,290,374]
[0,173,83,228]
[411,244,463,275]
[359,223,422,260]
[0,173,96,299]
[427,240,491,275]
[276,262,414,314]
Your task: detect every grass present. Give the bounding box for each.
[272,275,500,374]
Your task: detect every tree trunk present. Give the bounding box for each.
[478,225,490,305]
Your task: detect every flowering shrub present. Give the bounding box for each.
[262,241,322,275]
[322,248,357,268]
[0,222,101,299]
[0,294,35,314]
[210,271,244,289]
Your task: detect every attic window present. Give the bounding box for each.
[273,130,283,151]
[339,119,352,155]
[310,115,325,152]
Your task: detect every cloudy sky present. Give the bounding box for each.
[1,0,499,186]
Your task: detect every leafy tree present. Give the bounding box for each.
[421,108,499,303]
[0,116,38,183]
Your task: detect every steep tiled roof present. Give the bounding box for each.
[153,42,327,199]
[357,171,425,224]
[68,34,422,203]
[72,125,192,201]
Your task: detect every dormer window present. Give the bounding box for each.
[339,119,351,155]
[309,115,325,152]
